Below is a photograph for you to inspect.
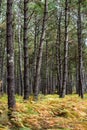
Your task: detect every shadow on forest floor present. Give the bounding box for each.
[0,94,87,130]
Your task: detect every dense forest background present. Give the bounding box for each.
[0,0,87,130]
[0,0,87,107]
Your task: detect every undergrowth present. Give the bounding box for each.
[0,94,87,130]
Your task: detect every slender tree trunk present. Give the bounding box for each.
[60,0,69,98]
[45,40,49,94]
[1,44,5,94]
[0,36,3,94]
[23,0,29,99]
[56,11,62,95]
[16,61,20,94]
[75,48,79,94]
[77,0,84,98]
[0,29,6,95]
[33,15,37,93]
[56,29,60,94]
[66,45,69,95]
[0,0,1,14]
[6,0,16,109]
[14,52,17,94]
[0,0,2,94]
[18,9,24,96]
[3,67,7,93]
[51,46,55,94]
[1,43,6,94]
[34,0,48,100]
[29,67,33,94]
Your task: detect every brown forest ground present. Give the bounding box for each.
[0,94,87,130]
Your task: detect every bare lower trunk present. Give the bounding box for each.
[75,49,79,94]
[56,11,62,95]
[18,8,24,96]
[33,15,37,93]
[23,0,29,99]
[0,0,3,95]
[6,0,16,109]
[60,0,69,98]
[45,40,49,94]
[77,0,84,98]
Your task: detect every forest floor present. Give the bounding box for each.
[0,94,87,130]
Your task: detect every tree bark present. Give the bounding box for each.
[18,7,24,96]
[77,0,84,98]
[60,0,69,98]
[6,0,16,109]
[33,15,38,93]
[56,11,62,95]
[23,0,29,99]
[0,0,1,14]
[45,40,49,94]
[0,0,3,94]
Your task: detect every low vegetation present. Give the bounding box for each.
[0,94,87,130]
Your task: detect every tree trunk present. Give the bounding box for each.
[60,0,69,98]
[33,0,48,100]
[0,0,2,95]
[23,0,29,99]
[45,40,49,94]
[77,0,84,98]
[33,15,37,93]
[75,48,79,94]
[18,8,24,96]
[6,0,16,109]
[0,0,1,14]
[56,11,62,95]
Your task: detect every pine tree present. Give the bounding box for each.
[6,0,16,109]
[77,0,84,98]
[23,0,29,99]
